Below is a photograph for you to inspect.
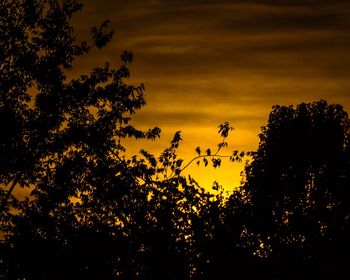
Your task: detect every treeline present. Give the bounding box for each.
[1,1,349,279]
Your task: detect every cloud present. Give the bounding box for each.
[73,0,350,188]
[150,0,162,6]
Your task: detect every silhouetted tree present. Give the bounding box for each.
[0,1,206,279]
[241,100,350,279]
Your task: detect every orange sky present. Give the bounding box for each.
[69,0,350,191]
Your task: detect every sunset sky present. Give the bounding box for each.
[71,0,350,191]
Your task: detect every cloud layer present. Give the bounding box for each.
[72,0,350,189]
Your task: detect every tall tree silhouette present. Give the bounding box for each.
[241,100,350,279]
[0,1,206,279]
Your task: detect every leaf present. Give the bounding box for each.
[212,158,221,168]
[218,122,234,138]
[195,146,201,156]
[171,131,182,146]
[121,50,134,64]
[91,20,114,49]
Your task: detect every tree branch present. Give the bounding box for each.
[179,154,233,174]
[1,177,19,212]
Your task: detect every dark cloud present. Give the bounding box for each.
[221,8,350,33]
[132,110,215,127]
[94,2,350,79]
[156,0,350,7]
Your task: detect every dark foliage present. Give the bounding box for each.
[241,100,350,279]
[0,1,203,279]
[1,1,349,280]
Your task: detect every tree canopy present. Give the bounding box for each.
[240,100,350,279]
[0,1,349,280]
[0,0,202,278]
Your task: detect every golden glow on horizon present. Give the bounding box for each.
[63,0,350,191]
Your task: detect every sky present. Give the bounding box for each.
[70,0,350,191]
